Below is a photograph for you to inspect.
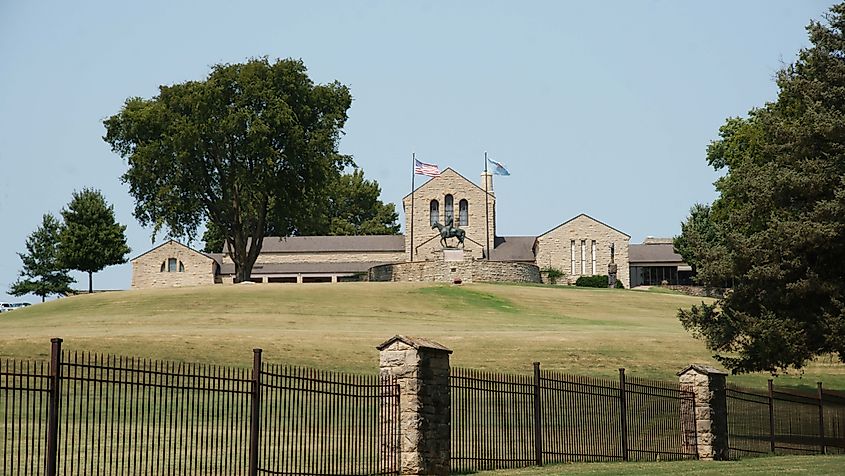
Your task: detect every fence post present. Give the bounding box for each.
[768,379,775,454]
[533,362,542,466]
[817,382,826,455]
[45,337,62,476]
[248,348,263,476]
[377,335,452,476]
[618,368,628,462]
[677,365,729,461]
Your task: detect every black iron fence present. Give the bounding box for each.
[727,380,845,459]
[0,339,400,476]
[450,364,697,473]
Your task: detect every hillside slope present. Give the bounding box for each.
[1,282,841,388]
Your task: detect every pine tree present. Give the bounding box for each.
[58,188,130,293]
[10,213,75,302]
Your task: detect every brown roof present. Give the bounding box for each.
[239,235,406,253]
[219,261,397,275]
[489,236,537,261]
[629,243,685,264]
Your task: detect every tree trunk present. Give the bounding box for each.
[42,296,46,303]
[88,272,93,294]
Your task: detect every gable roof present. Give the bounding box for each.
[629,243,685,264]
[250,235,406,253]
[537,214,631,239]
[489,236,537,261]
[402,167,493,202]
[130,239,213,263]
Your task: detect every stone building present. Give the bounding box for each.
[130,167,639,288]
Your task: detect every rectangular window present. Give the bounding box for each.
[581,240,586,276]
[570,240,576,275]
[592,240,597,275]
[168,258,177,273]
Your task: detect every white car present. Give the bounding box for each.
[0,303,13,313]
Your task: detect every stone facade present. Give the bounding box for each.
[369,252,540,284]
[130,240,217,289]
[534,214,631,288]
[378,336,451,475]
[678,365,729,461]
[403,169,495,261]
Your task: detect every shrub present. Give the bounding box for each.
[541,267,566,285]
[575,275,608,288]
[615,279,624,289]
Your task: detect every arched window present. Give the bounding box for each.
[445,194,454,224]
[162,258,185,273]
[458,199,468,226]
[429,200,439,225]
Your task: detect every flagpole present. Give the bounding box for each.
[410,152,415,262]
[485,151,490,261]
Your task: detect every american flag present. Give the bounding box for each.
[414,159,441,177]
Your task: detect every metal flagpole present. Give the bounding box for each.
[485,151,490,260]
[410,152,415,262]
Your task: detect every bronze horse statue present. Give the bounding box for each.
[432,218,465,248]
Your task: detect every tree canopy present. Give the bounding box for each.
[202,168,398,252]
[104,58,352,282]
[58,188,130,293]
[10,213,74,302]
[678,3,845,373]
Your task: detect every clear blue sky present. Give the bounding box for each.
[0,1,834,301]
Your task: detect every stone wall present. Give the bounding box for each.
[131,241,216,289]
[378,336,451,475]
[535,214,631,288]
[221,250,406,265]
[678,365,729,460]
[404,169,495,261]
[369,255,540,284]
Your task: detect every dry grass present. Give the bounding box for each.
[1,282,842,389]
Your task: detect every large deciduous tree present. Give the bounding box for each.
[104,58,352,282]
[679,3,845,373]
[59,188,130,294]
[10,213,75,302]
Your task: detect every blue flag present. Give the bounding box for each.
[487,158,510,176]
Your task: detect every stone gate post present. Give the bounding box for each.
[678,364,729,460]
[377,335,452,475]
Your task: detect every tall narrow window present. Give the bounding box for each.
[444,194,454,224]
[430,200,439,225]
[179,261,185,273]
[570,240,576,275]
[458,199,468,226]
[581,240,586,276]
[168,258,177,273]
[591,240,597,275]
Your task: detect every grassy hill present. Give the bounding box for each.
[1,282,843,389]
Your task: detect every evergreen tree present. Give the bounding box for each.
[679,3,845,373]
[59,188,130,293]
[10,213,74,302]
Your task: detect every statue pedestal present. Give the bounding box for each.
[443,249,465,262]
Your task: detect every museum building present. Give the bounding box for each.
[131,168,686,289]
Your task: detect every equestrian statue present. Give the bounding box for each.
[432,216,465,248]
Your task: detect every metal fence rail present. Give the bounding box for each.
[258,363,400,475]
[0,340,399,476]
[1,359,49,476]
[450,365,697,473]
[727,381,845,459]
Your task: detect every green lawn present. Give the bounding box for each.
[1,282,843,389]
[477,455,845,475]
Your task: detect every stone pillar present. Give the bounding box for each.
[331,275,338,283]
[378,335,452,475]
[296,274,303,284]
[678,364,729,460]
